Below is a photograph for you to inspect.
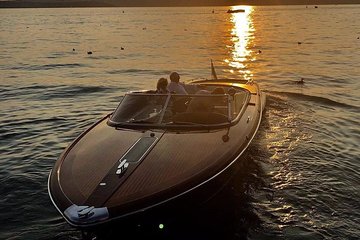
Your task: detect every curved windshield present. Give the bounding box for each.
[109,93,232,127]
[111,94,168,124]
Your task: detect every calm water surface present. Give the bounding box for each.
[1,5,359,240]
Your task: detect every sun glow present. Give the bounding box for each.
[226,6,255,80]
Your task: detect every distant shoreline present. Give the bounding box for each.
[1,1,359,9]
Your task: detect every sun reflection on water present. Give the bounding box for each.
[225,6,255,80]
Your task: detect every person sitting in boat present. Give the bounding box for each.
[187,87,225,112]
[156,77,169,93]
[167,72,187,94]
[211,87,225,95]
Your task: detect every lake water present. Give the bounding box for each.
[0,5,359,240]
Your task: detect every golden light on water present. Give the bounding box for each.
[225,6,255,80]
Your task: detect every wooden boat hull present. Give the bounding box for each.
[48,80,265,228]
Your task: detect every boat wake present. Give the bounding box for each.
[266,90,359,110]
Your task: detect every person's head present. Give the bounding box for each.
[211,87,225,95]
[157,78,168,93]
[169,72,180,83]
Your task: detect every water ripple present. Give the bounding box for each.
[7,63,87,71]
[267,90,359,110]
[107,69,170,75]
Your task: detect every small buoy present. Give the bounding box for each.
[72,48,75,51]
[314,6,318,8]
[87,51,92,55]
[120,47,124,50]
[184,29,187,31]
[142,27,147,30]
[298,42,302,45]
[258,50,262,54]
[122,11,125,13]
[357,37,359,39]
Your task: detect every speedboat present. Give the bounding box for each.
[48,74,266,228]
[227,9,245,13]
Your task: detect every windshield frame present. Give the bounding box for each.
[107,90,247,130]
